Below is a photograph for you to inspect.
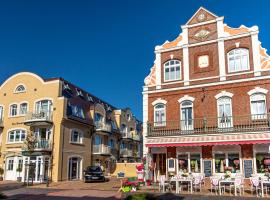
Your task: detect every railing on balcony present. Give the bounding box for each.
[24,111,53,125]
[147,114,270,137]
[120,149,133,157]
[92,145,111,154]
[121,130,133,139]
[95,121,112,132]
[36,139,52,150]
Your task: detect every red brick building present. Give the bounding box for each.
[143,7,270,180]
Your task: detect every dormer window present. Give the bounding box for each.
[14,85,26,93]
[227,48,249,73]
[63,83,71,91]
[87,94,94,102]
[76,89,84,98]
[164,60,181,82]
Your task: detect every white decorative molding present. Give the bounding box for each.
[215,91,234,99]
[170,54,174,59]
[155,52,161,89]
[217,17,224,38]
[151,98,167,106]
[178,95,195,103]
[251,31,261,76]
[218,40,226,81]
[142,93,148,155]
[183,47,190,85]
[247,87,268,96]
[181,27,189,45]
[235,42,240,48]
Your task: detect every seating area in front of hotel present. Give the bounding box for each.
[141,172,270,198]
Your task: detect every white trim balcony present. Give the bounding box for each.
[120,149,133,157]
[95,121,112,133]
[24,111,53,126]
[92,145,111,155]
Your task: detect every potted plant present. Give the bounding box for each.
[0,167,4,181]
[16,166,22,182]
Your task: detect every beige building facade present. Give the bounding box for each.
[0,72,142,182]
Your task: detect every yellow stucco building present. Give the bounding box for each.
[0,72,142,182]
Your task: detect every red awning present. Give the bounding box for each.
[146,132,270,147]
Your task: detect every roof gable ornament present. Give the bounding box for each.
[186,7,218,25]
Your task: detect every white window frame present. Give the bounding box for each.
[154,103,166,126]
[180,100,194,131]
[7,129,26,143]
[70,129,83,144]
[9,104,18,117]
[213,151,242,175]
[19,102,28,115]
[176,152,202,174]
[250,93,267,120]
[217,97,233,128]
[164,60,181,82]
[0,105,4,121]
[14,84,26,93]
[227,48,250,73]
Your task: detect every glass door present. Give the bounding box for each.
[218,97,233,128]
[180,101,193,131]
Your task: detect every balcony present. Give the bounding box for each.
[95,122,112,133]
[120,149,133,157]
[121,131,133,140]
[22,139,52,154]
[24,112,53,126]
[92,145,111,155]
[131,131,141,141]
[147,114,270,137]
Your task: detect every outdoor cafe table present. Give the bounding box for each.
[170,177,193,194]
[219,178,235,196]
[261,179,270,197]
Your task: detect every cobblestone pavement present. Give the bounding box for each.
[1,180,270,200]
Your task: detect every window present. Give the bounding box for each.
[8,129,26,143]
[94,113,104,123]
[70,105,85,119]
[228,48,249,73]
[108,139,115,148]
[127,114,131,121]
[178,154,188,173]
[76,89,84,98]
[94,135,102,145]
[180,101,193,131]
[121,124,127,134]
[9,104,17,116]
[19,103,28,115]
[214,152,240,173]
[7,158,14,171]
[0,106,3,121]
[250,93,267,119]
[256,153,270,173]
[164,60,181,81]
[120,142,126,149]
[15,85,26,93]
[190,154,201,173]
[154,104,166,126]
[111,121,117,130]
[36,100,52,114]
[217,97,232,128]
[70,130,83,143]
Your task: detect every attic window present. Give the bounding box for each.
[63,83,71,91]
[14,85,26,93]
[87,94,94,102]
[107,106,112,111]
[76,89,84,97]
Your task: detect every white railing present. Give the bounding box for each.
[120,149,133,157]
[121,131,133,139]
[95,121,112,132]
[92,145,111,154]
[25,111,52,123]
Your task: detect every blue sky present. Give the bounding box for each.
[0,0,269,120]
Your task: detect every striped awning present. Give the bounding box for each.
[146,132,270,147]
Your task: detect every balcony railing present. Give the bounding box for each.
[147,114,270,137]
[120,149,133,157]
[24,111,53,126]
[36,139,52,150]
[121,130,133,139]
[92,145,111,155]
[95,121,112,132]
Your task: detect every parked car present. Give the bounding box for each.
[84,166,105,182]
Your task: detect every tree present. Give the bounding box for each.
[24,131,37,153]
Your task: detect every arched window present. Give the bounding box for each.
[180,101,193,130]
[154,103,166,126]
[227,48,249,73]
[250,93,267,119]
[164,60,181,81]
[217,97,233,128]
[9,104,17,116]
[14,85,26,93]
